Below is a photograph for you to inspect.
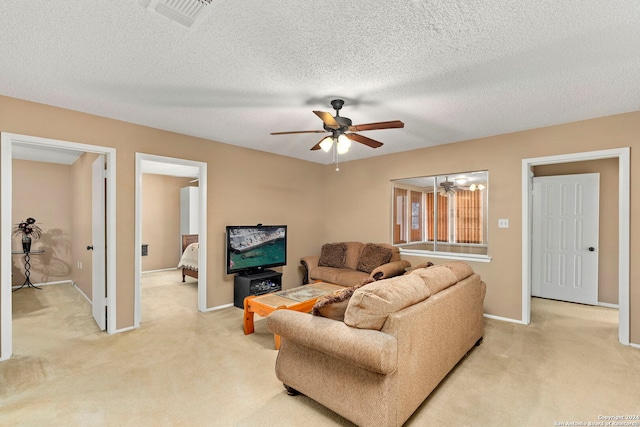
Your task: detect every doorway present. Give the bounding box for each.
[1,132,117,361]
[134,153,207,327]
[531,173,600,305]
[521,148,630,346]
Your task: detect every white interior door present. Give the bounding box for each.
[531,173,599,305]
[92,155,106,330]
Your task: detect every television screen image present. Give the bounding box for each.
[226,225,287,274]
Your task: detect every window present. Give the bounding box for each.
[410,190,422,242]
[391,171,488,256]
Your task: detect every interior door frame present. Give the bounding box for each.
[1,132,117,361]
[134,153,208,327]
[521,147,630,346]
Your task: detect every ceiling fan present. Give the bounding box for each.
[270,99,404,153]
[439,177,458,196]
[439,176,486,195]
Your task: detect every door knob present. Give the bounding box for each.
[87,245,94,250]
[588,247,595,252]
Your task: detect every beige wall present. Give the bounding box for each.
[321,111,640,344]
[11,160,73,285]
[0,94,326,334]
[141,174,193,271]
[1,94,639,346]
[533,159,619,305]
[11,154,99,296]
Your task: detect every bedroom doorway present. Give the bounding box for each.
[1,133,117,361]
[521,148,630,346]
[134,153,207,327]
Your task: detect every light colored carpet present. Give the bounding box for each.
[2,270,639,426]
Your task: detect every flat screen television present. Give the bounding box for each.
[226,225,287,275]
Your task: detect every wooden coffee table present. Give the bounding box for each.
[243,281,345,349]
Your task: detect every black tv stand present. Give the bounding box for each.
[233,270,282,308]
[238,268,271,277]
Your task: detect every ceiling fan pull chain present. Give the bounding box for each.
[333,141,340,171]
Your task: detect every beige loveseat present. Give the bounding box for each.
[300,241,410,286]
[267,261,486,427]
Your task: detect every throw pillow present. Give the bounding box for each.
[356,244,393,273]
[318,243,348,268]
[312,278,375,321]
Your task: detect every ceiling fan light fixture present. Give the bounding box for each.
[320,136,333,152]
[336,134,351,154]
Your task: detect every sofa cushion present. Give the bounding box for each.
[344,274,430,330]
[310,267,369,286]
[318,243,348,268]
[335,269,373,287]
[356,243,393,273]
[442,261,475,281]
[312,278,374,321]
[410,261,474,294]
[344,242,364,270]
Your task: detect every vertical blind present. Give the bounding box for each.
[455,189,483,244]
[425,193,449,242]
[395,188,483,245]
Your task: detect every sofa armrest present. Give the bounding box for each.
[267,310,397,375]
[300,255,320,285]
[371,259,411,280]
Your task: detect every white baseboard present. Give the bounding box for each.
[598,302,619,309]
[113,326,136,334]
[11,279,73,291]
[202,303,234,312]
[142,267,179,274]
[630,342,640,350]
[483,313,527,325]
[72,282,92,303]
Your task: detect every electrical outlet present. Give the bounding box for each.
[498,219,509,228]
[77,261,83,269]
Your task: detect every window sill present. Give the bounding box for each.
[399,249,492,263]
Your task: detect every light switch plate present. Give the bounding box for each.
[498,219,509,228]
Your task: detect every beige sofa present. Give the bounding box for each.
[300,241,410,286]
[267,261,486,427]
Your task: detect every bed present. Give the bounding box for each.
[178,234,199,282]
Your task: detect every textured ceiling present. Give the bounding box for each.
[1,1,639,165]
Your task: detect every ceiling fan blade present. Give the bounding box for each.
[313,111,340,129]
[270,130,327,135]
[348,120,404,132]
[346,133,383,148]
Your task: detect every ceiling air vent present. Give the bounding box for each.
[139,0,214,29]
